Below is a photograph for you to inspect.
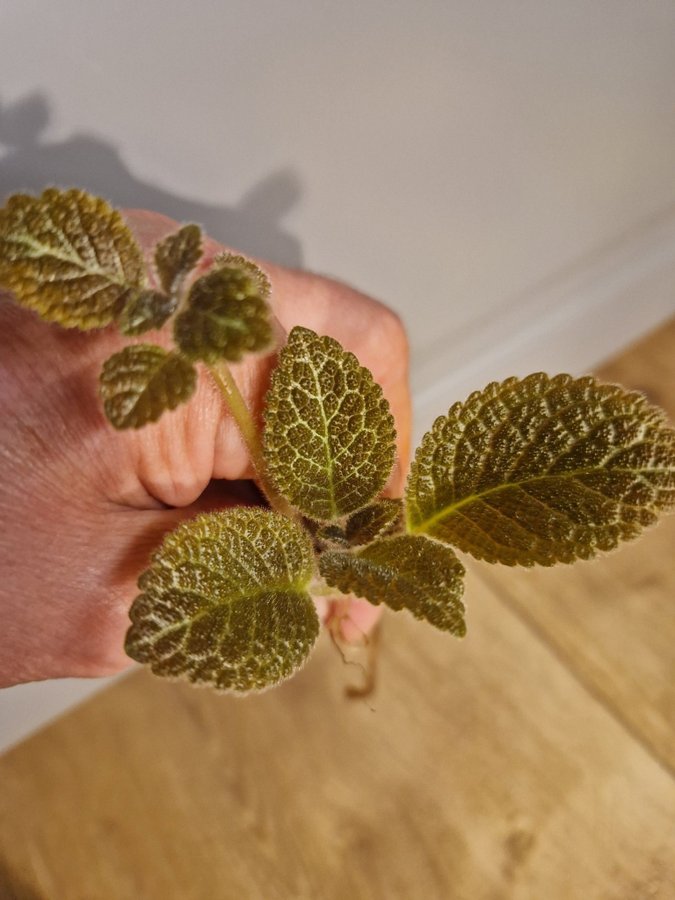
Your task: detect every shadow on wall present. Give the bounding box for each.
[0,92,304,267]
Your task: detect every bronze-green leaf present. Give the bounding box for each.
[173,263,273,363]
[314,523,350,548]
[406,373,675,566]
[125,508,320,693]
[213,251,271,301]
[263,326,396,521]
[100,344,197,429]
[344,499,403,545]
[0,188,145,329]
[118,288,176,336]
[319,535,466,635]
[154,224,203,296]
[315,500,403,548]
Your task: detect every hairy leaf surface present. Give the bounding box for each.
[118,288,176,336]
[263,327,396,521]
[154,224,202,295]
[315,500,403,548]
[314,523,349,548]
[0,188,145,328]
[344,499,403,545]
[125,508,319,692]
[174,264,273,363]
[320,535,466,635]
[100,344,197,429]
[406,373,675,566]
[213,252,271,301]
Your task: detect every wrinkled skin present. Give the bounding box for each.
[0,210,411,686]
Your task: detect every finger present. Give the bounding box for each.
[83,481,260,677]
[260,263,412,492]
[123,213,409,649]
[120,211,411,509]
[324,596,384,643]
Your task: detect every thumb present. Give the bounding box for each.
[118,210,285,509]
[119,210,411,515]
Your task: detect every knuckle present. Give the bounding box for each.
[378,305,410,364]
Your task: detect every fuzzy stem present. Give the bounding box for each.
[208,361,295,519]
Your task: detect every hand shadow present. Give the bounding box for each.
[0,92,303,267]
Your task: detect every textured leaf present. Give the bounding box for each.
[0,188,145,329]
[263,326,396,521]
[117,288,176,336]
[173,264,273,363]
[406,373,675,566]
[315,500,403,548]
[125,508,320,692]
[320,535,466,635]
[154,224,202,295]
[213,251,271,301]
[100,344,197,429]
[314,523,350,548]
[344,499,403,545]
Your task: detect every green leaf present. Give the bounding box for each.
[314,523,350,548]
[263,326,397,521]
[315,500,403,548]
[117,288,176,336]
[0,188,145,329]
[100,344,197,429]
[213,251,271,301]
[344,499,403,545]
[173,264,273,363]
[406,373,675,566]
[319,535,466,635]
[154,224,203,295]
[125,508,320,692]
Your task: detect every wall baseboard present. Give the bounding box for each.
[412,206,675,438]
[0,675,125,755]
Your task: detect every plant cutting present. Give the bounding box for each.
[1,187,673,693]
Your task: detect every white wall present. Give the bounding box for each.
[1,1,674,751]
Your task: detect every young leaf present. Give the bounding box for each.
[314,523,350,548]
[100,344,197,429]
[0,188,145,329]
[263,326,396,521]
[320,535,466,635]
[344,499,403,545]
[315,500,402,547]
[173,264,273,363]
[213,251,271,301]
[125,508,320,692]
[406,373,675,566]
[154,224,203,295]
[117,288,176,336]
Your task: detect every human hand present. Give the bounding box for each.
[0,210,410,686]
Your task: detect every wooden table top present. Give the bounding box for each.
[1,321,674,900]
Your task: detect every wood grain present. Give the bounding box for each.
[1,321,674,900]
[478,317,675,774]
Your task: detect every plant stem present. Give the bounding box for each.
[208,361,295,519]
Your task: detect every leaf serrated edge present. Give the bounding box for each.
[99,344,197,429]
[0,187,147,329]
[405,373,675,561]
[263,326,397,522]
[154,223,203,296]
[125,509,320,694]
